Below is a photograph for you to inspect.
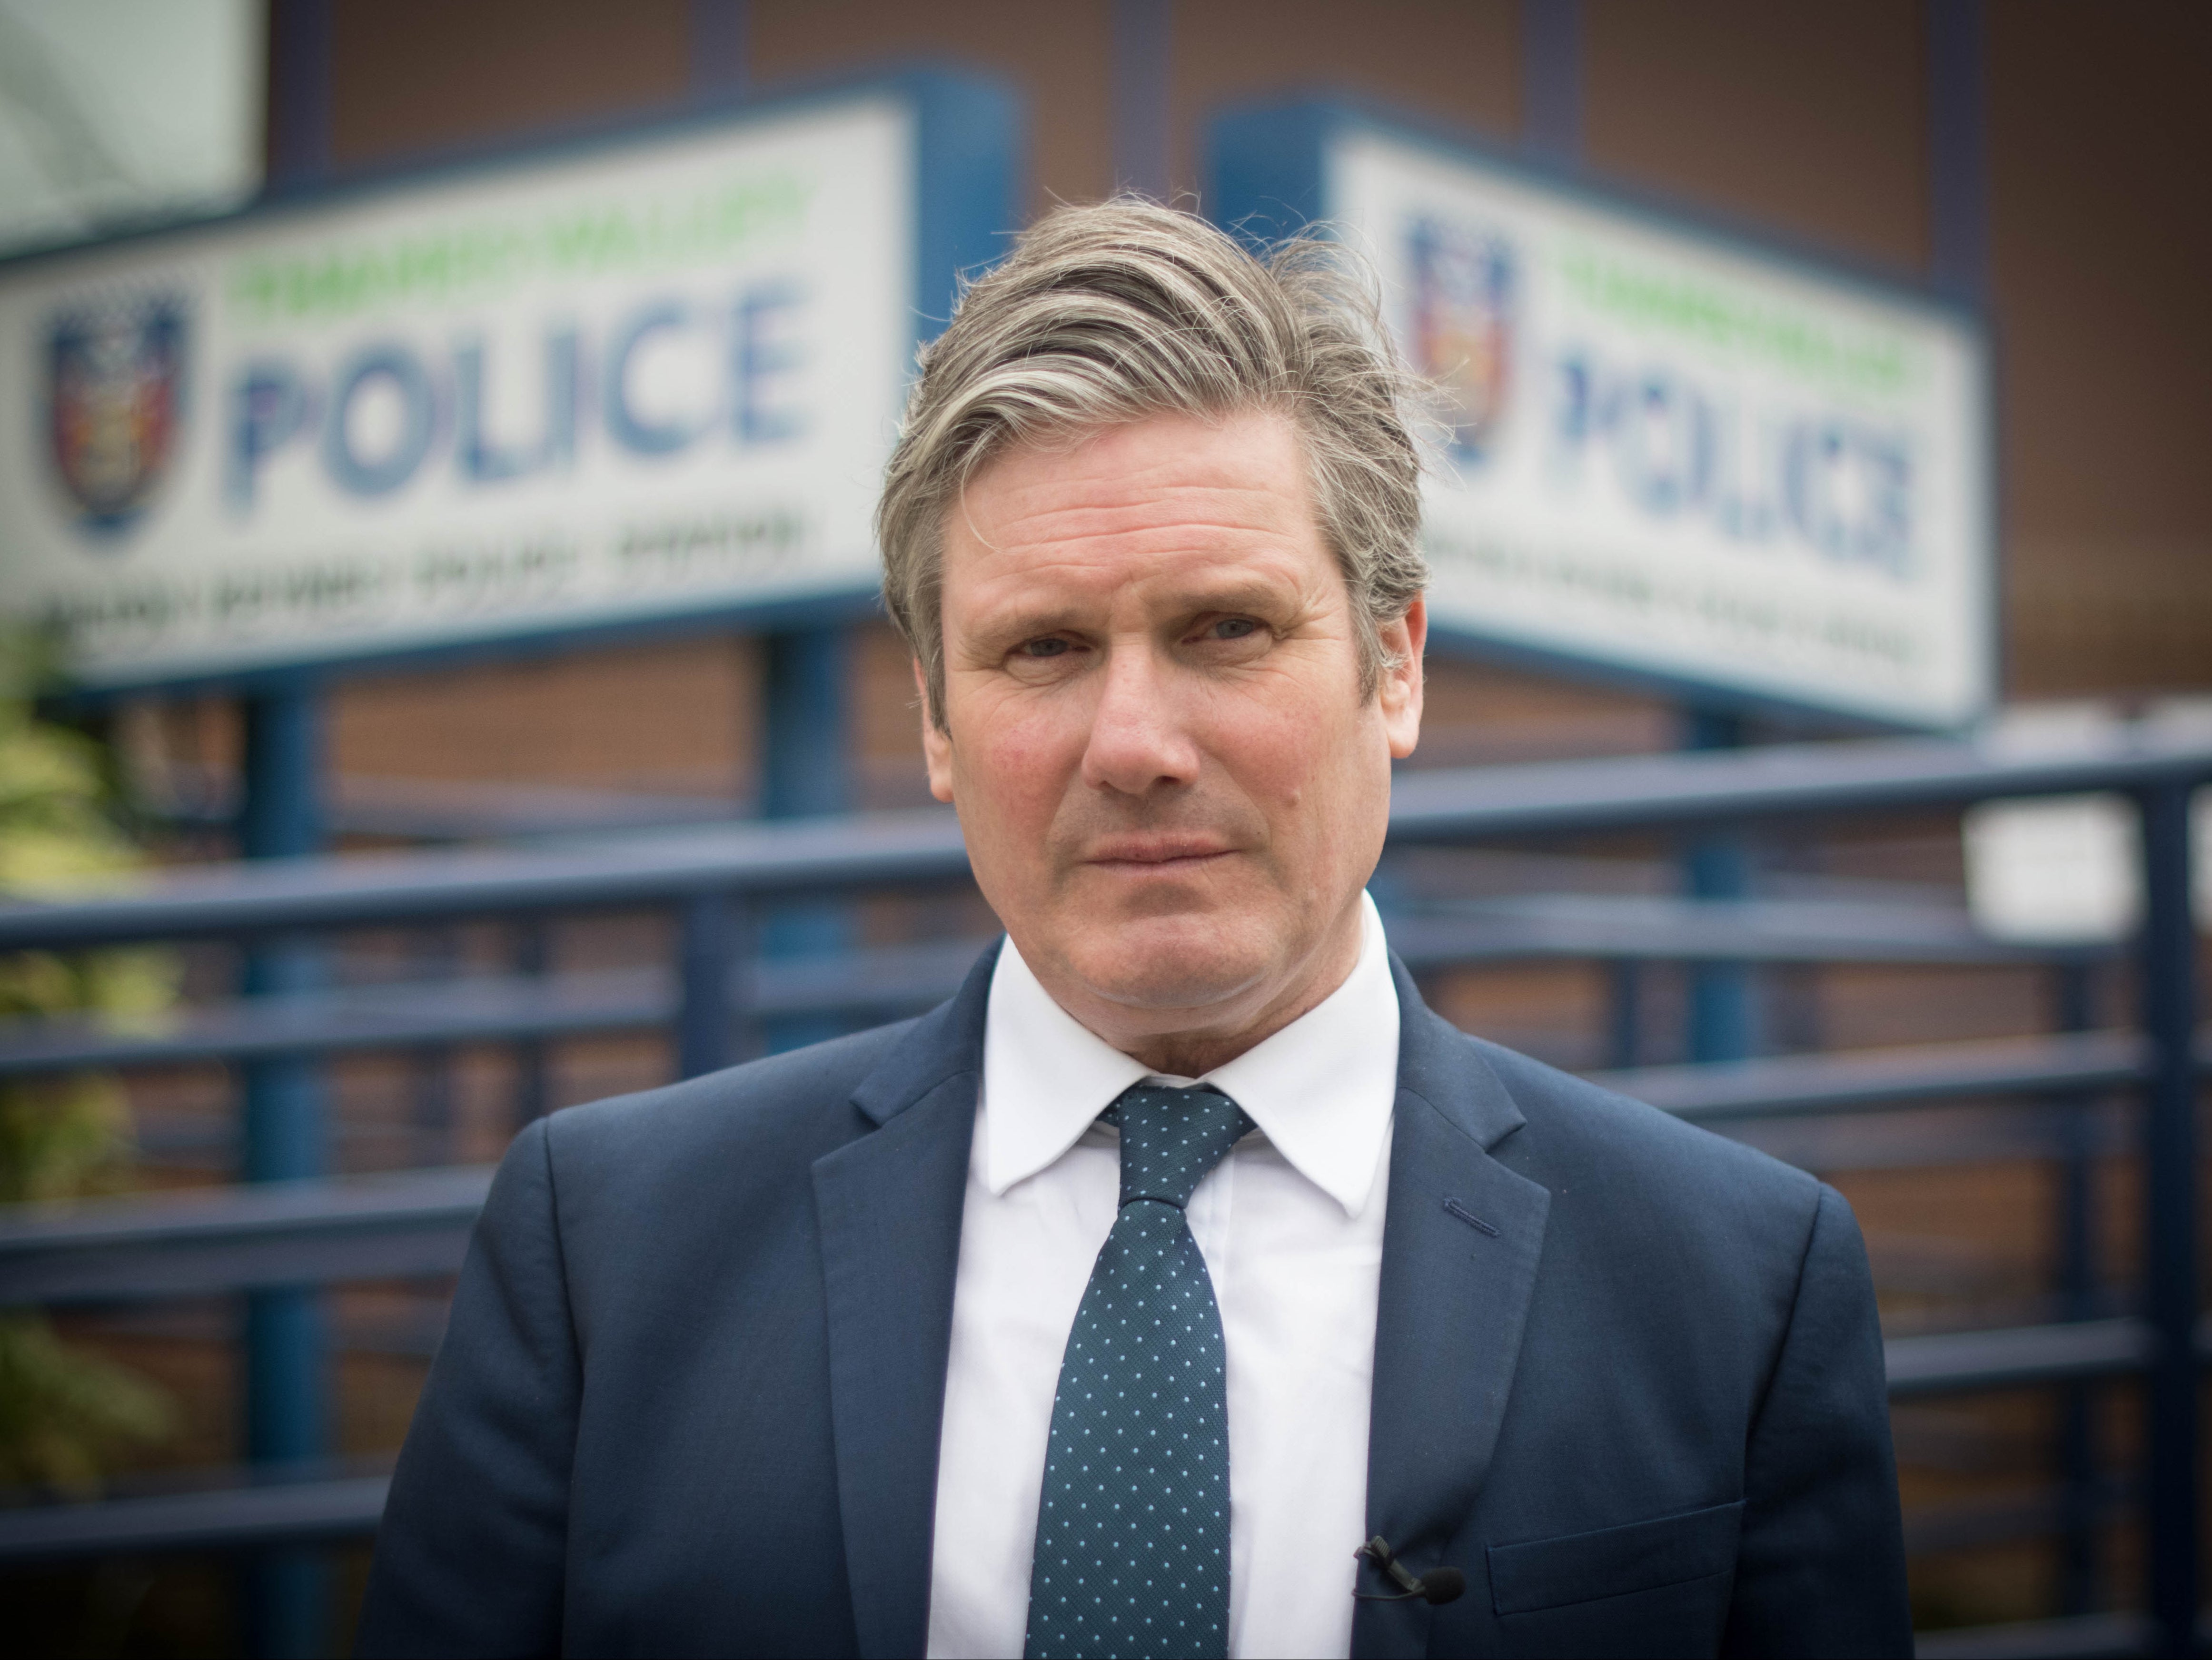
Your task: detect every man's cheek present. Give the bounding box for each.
[979,715,1078,799]
[1208,712,1327,803]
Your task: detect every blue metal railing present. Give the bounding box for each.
[0,725,2204,1655]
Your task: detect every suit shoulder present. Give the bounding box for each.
[540,1015,922,1174]
[1467,1033,1823,1231]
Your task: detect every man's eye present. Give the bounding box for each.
[1019,637,1071,659]
[1210,617,1260,640]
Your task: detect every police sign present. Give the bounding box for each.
[0,77,1014,689]
[1215,102,1994,731]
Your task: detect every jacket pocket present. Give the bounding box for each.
[1487,1500,1745,1616]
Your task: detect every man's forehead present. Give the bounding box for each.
[943,410,1321,591]
[967,471,1301,548]
[957,410,1310,534]
[958,557,1314,630]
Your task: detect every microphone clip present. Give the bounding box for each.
[1352,1535,1466,1606]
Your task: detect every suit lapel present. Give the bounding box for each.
[812,944,999,1660]
[1356,957,1552,1659]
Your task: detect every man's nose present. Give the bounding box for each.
[1079,644,1200,796]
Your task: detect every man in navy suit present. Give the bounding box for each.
[359,201,1909,1659]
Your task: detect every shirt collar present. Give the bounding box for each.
[980,892,1400,1218]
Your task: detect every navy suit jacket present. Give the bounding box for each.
[357,949,1910,1658]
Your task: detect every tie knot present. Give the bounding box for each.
[1105,1083,1253,1210]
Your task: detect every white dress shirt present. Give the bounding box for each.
[926,893,1400,1660]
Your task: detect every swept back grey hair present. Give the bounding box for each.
[875,198,1429,728]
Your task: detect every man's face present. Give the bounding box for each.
[922,408,1425,1061]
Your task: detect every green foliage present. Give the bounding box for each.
[0,638,179,1491]
[0,1316,173,1493]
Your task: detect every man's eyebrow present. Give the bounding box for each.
[968,578,1297,636]
[1166,579,1296,615]
[962,599,1087,643]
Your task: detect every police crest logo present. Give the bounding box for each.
[1405,216,1514,463]
[45,293,188,535]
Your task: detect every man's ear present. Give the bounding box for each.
[915,657,955,803]
[1377,595,1427,761]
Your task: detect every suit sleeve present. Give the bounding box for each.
[356,1118,579,1658]
[1722,1183,1912,1659]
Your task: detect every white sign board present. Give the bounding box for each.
[1219,107,1995,730]
[1963,702,2212,941]
[0,86,982,689]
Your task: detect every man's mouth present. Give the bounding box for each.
[1081,835,1236,870]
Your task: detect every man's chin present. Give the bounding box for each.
[1052,920,1272,1019]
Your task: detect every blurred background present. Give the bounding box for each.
[0,2,2204,1655]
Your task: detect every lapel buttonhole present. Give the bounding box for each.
[1443,1197,1501,1237]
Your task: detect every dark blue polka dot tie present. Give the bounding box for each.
[1023,1083,1254,1660]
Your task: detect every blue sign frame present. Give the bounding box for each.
[4,69,1021,702]
[1209,97,1999,735]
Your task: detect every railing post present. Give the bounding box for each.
[2053,958,2103,1616]
[238,681,329,1660]
[1606,958,1643,1069]
[1111,0,1171,198]
[511,918,550,1125]
[688,0,748,103]
[677,891,739,1080]
[1683,708,1756,1063]
[1520,0,1581,166]
[250,10,335,1639]
[759,626,851,1053]
[2137,779,2199,1658]
[1925,0,1989,304]
[408,926,460,1164]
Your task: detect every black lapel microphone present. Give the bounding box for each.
[1352,1536,1466,1606]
